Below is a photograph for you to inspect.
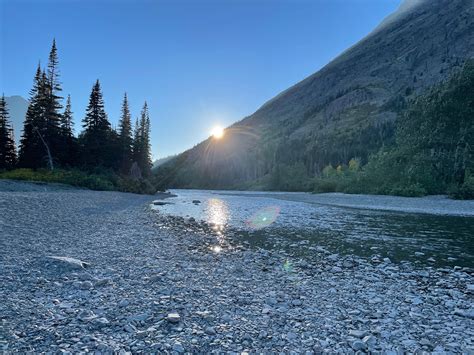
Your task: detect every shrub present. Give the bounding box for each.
[389,183,427,197]
[116,177,156,194]
[313,178,338,193]
[448,173,474,200]
[0,168,156,194]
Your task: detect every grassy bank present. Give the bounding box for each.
[0,168,157,194]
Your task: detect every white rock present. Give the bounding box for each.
[166,313,181,323]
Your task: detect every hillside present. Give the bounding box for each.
[157,0,474,190]
[4,96,28,146]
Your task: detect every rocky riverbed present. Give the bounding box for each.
[1,181,473,353]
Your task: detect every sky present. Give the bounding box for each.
[1,0,401,160]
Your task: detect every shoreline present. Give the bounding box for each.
[208,190,474,217]
[1,181,473,353]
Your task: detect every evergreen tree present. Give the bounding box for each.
[44,39,64,164]
[19,65,50,168]
[47,39,61,93]
[61,95,74,137]
[19,40,64,169]
[118,93,133,174]
[132,102,152,177]
[59,95,79,166]
[80,80,114,168]
[0,95,17,169]
[142,103,152,175]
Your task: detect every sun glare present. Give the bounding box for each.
[211,126,225,139]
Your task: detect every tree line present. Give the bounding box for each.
[0,40,152,181]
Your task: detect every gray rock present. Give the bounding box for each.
[79,281,93,290]
[166,313,180,323]
[454,308,474,319]
[127,312,150,322]
[349,330,367,338]
[172,342,185,353]
[124,323,137,333]
[205,326,216,335]
[47,256,90,271]
[119,299,130,308]
[351,340,366,351]
[362,335,376,347]
[92,317,110,328]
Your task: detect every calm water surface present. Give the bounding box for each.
[153,190,474,267]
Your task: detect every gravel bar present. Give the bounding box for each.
[1,181,473,353]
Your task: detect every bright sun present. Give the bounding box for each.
[211,126,225,139]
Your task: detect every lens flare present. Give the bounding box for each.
[283,260,293,272]
[246,206,280,229]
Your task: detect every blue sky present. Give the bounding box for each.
[1,0,400,159]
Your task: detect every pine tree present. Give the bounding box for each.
[80,80,113,168]
[59,95,79,166]
[19,40,64,169]
[118,93,133,174]
[47,39,61,93]
[44,39,64,164]
[142,102,152,175]
[19,64,50,168]
[0,95,17,169]
[61,95,74,137]
[132,102,152,177]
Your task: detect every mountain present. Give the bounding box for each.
[152,155,177,170]
[157,0,474,190]
[4,96,28,146]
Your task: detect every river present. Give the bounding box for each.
[152,190,474,268]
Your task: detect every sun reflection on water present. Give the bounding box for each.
[205,198,230,228]
[205,198,230,250]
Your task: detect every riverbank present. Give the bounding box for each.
[1,182,473,353]
[0,168,157,194]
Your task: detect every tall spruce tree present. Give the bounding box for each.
[61,95,74,137]
[19,65,50,168]
[132,102,152,177]
[142,103,152,175]
[80,80,114,168]
[0,95,17,169]
[44,39,64,164]
[60,95,78,166]
[118,93,133,174]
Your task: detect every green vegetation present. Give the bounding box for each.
[0,95,17,169]
[0,168,157,194]
[0,40,157,194]
[313,61,474,199]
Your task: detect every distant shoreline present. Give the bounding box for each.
[176,189,474,217]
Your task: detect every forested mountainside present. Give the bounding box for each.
[156,0,474,191]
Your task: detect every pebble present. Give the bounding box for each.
[349,330,367,338]
[167,313,181,323]
[351,340,366,351]
[172,342,185,353]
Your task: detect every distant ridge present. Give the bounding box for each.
[4,96,28,145]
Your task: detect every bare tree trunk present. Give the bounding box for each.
[34,127,54,171]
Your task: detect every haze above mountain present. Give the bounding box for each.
[158,0,473,189]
